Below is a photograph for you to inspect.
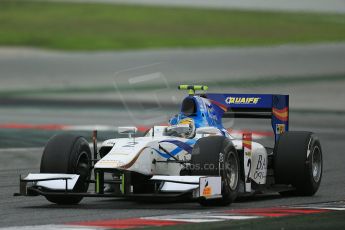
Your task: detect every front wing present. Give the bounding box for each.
[15,173,222,201]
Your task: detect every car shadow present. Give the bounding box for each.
[22,193,285,210]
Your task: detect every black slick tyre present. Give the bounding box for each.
[40,133,92,204]
[274,131,322,196]
[190,136,239,206]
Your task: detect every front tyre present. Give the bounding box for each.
[40,133,92,204]
[274,131,322,196]
[190,136,239,206]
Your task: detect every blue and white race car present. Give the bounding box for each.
[17,85,323,206]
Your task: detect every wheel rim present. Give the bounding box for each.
[311,146,322,183]
[76,151,90,179]
[225,151,239,190]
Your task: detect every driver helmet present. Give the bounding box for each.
[168,115,196,139]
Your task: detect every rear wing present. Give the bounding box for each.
[205,94,289,142]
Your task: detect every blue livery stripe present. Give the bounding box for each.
[154,139,196,159]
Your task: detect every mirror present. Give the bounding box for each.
[118,127,137,135]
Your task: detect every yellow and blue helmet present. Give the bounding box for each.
[169,115,196,138]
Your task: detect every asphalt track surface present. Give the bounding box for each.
[2,44,345,91]
[1,44,345,113]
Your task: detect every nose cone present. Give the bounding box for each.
[94,137,152,174]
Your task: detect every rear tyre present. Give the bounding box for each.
[190,136,239,206]
[40,133,92,204]
[274,131,322,196]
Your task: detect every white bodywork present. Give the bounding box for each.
[95,136,191,175]
[23,173,79,190]
[95,126,268,193]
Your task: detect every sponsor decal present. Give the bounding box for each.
[276,124,286,134]
[225,97,260,105]
[202,181,212,197]
[253,154,267,183]
[199,177,221,198]
[98,159,125,166]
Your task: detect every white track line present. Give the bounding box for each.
[291,201,345,211]
[142,213,261,223]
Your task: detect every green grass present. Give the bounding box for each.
[0,1,345,50]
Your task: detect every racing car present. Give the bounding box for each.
[16,85,323,206]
